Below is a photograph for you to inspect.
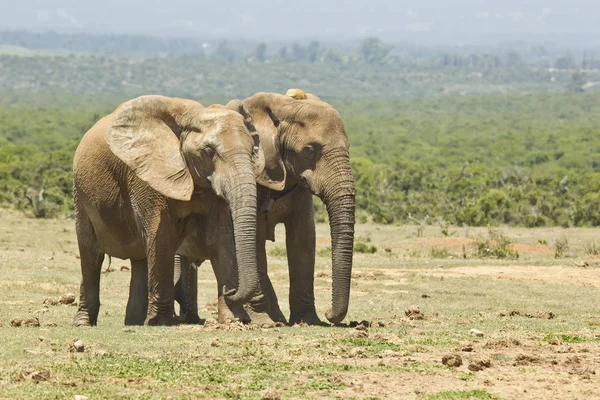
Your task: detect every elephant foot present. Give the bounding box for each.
[245,309,278,328]
[145,313,179,326]
[179,312,205,325]
[289,310,328,326]
[217,296,250,324]
[72,308,97,327]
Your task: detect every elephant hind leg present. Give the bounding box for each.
[73,211,105,327]
[125,259,148,325]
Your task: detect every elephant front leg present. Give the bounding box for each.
[244,217,287,326]
[125,259,148,325]
[285,198,324,326]
[174,254,204,324]
[144,218,179,326]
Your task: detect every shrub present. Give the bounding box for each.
[354,240,377,254]
[474,229,519,259]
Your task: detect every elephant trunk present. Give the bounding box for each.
[321,155,356,324]
[223,171,259,306]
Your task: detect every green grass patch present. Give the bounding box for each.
[424,389,505,400]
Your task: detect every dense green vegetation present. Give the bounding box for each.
[1,90,599,226]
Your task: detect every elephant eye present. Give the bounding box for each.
[304,145,316,160]
[203,146,215,159]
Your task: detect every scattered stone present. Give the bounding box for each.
[11,317,40,327]
[351,329,369,339]
[373,320,386,327]
[43,298,58,306]
[33,308,49,315]
[70,339,85,353]
[59,294,76,305]
[575,261,589,268]
[442,354,463,367]
[509,310,522,317]
[405,305,425,320]
[379,349,400,358]
[211,338,220,347]
[349,320,371,328]
[260,389,282,400]
[20,370,50,382]
[462,343,474,352]
[468,357,492,371]
[421,294,430,298]
[348,347,366,358]
[549,337,562,346]
[470,329,484,337]
[74,396,89,400]
[536,311,555,320]
[122,328,135,333]
[514,354,540,366]
[384,247,392,253]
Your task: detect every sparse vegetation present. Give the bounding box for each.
[474,229,519,259]
[553,236,570,258]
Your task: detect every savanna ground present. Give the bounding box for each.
[1,209,600,399]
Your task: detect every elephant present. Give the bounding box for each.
[172,89,356,326]
[72,95,282,326]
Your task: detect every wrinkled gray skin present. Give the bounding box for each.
[175,91,356,326]
[72,95,277,326]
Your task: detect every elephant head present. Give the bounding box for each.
[105,95,282,305]
[232,90,356,324]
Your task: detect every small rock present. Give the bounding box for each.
[59,294,76,305]
[71,339,85,353]
[384,247,392,253]
[442,354,463,367]
[549,337,562,346]
[74,396,89,400]
[260,389,282,400]
[462,343,474,352]
[122,328,135,333]
[21,370,50,382]
[536,311,555,320]
[405,305,425,320]
[43,298,58,306]
[379,349,400,358]
[11,317,40,327]
[348,347,366,358]
[351,329,369,339]
[470,329,484,337]
[211,338,220,347]
[421,294,430,298]
[468,357,492,371]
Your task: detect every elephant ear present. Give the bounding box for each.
[228,97,287,191]
[106,95,195,201]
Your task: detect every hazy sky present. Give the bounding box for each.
[1,0,599,45]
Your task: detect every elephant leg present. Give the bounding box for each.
[244,217,287,326]
[144,214,178,326]
[286,195,324,326]
[73,212,105,326]
[174,255,204,324]
[125,259,148,325]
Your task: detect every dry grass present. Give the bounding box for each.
[1,208,600,399]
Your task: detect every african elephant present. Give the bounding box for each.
[175,89,356,325]
[72,95,280,326]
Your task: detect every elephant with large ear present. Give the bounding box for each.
[175,90,355,325]
[72,95,275,326]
